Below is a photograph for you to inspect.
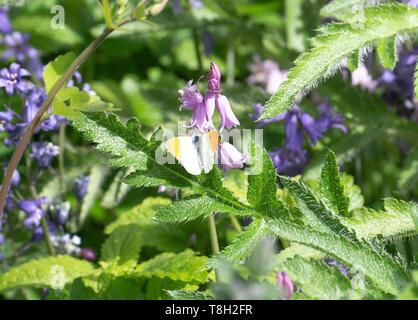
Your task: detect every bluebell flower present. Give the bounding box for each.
[249,103,286,128]
[74,174,90,201]
[67,71,82,88]
[0,62,30,96]
[0,109,14,132]
[315,102,347,135]
[40,114,66,132]
[53,201,71,225]
[0,6,12,34]
[217,142,247,176]
[30,142,60,168]
[4,122,26,147]
[25,87,46,124]
[276,272,294,300]
[19,197,47,229]
[10,169,20,188]
[2,31,38,62]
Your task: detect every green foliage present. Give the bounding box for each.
[319,151,350,217]
[0,256,94,291]
[260,4,418,120]
[398,147,418,193]
[320,0,385,17]
[377,35,397,70]
[135,249,210,283]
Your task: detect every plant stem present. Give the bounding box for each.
[226,30,235,86]
[59,122,66,194]
[230,215,242,233]
[41,217,55,256]
[0,18,135,222]
[192,27,203,73]
[208,214,220,255]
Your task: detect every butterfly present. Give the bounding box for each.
[166,130,220,175]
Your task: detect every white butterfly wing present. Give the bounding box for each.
[166,136,202,175]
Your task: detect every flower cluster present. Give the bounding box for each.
[250,101,347,177]
[178,62,246,175]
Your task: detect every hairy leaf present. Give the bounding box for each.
[319,150,350,217]
[377,35,397,70]
[260,4,418,120]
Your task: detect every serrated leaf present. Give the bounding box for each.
[342,198,416,239]
[260,4,418,120]
[276,256,360,300]
[280,176,354,239]
[207,219,272,268]
[154,195,253,224]
[377,35,397,70]
[319,150,350,217]
[0,256,94,291]
[135,249,210,283]
[269,218,410,295]
[320,0,383,17]
[247,149,289,219]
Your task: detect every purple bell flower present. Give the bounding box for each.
[30,142,60,168]
[0,6,12,34]
[0,62,30,96]
[10,169,20,188]
[217,142,247,176]
[0,109,14,132]
[0,233,4,245]
[4,122,26,147]
[276,272,294,300]
[53,201,71,225]
[179,80,215,131]
[2,31,39,63]
[20,197,47,230]
[315,102,347,135]
[74,175,90,201]
[41,114,66,132]
[67,71,82,88]
[205,62,240,131]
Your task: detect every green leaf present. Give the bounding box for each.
[0,256,94,291]
[342,198,417,239]
[410,202,418,231]
[277,243,324,262]
[341,173,364,211]
[154,195,251,224]
[319,150,350,217]
[247,149,289,219]
[276,256,360,299]
[104,197,191,252]
[260,4,418,120]
[43,52,75,95]
[377,35,397,70]
[280,176,354,239]
[269,218,409,295]
[100,225,143,268]
[398,146,418,193]
[347,50,360,71]
[320,0,383,17]
[135,249,210,283]
[145,277,198,300]
[207,219,272,268]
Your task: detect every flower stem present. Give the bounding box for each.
[208,214,220,255]
[59,122,66,194]
[0,18,135,222]
[192,27,203,73]
[230,215,242,233]
[41,217,55,256]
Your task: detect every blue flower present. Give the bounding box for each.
[325,259,349,276]
[32,221,59,242]
[19,197,47,229]
[0,109,14,132]
[53,201,71,225]
[0,62,30,96]
[0,6,12,34]
[74,175,90,201]
[30,142,60,168]
[2,31,38,63]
